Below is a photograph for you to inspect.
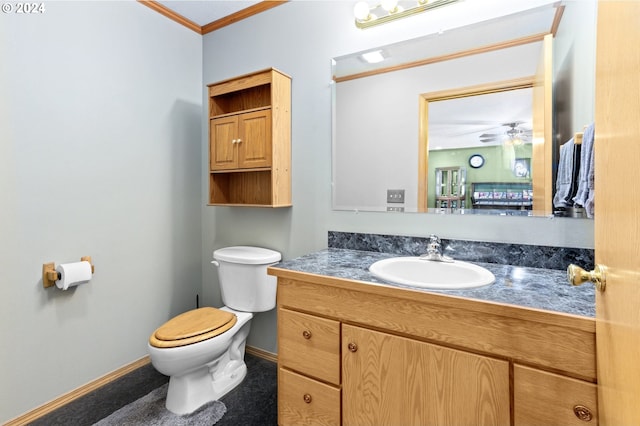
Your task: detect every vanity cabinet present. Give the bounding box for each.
[271,270,598,426]
[207,68,291,207]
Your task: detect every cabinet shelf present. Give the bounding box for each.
[207,68,291,207]
[209,105,271,120]
[208,170,291,207]
[211,167,271,174]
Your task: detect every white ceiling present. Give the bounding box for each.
[156,0,263,26]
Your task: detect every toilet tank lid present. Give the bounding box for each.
[213,246,281,264]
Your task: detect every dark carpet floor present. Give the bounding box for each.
[29,354,277,425]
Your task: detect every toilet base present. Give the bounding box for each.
[165,358,247,414]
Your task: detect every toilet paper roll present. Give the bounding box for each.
[56,261,92,290]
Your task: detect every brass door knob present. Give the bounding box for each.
[303,394,312,404]
[567,264,607,292]
[302,330,312,339]
[348,342,358,352]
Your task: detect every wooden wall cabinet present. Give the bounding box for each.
[207,68,291,207]
[271,271,598,426]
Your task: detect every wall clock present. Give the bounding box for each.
[469,154,485,168]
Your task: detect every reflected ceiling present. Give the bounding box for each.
[429,86,535,150]
[333,4,557,79]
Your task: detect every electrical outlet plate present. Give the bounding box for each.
[387,206,405,212]
[387,189,405,204]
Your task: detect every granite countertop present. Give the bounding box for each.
[272,248,595,318]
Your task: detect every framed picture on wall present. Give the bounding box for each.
[513,158,530,178]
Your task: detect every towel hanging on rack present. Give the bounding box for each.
[553,137,581,208]
[573,123,595,217]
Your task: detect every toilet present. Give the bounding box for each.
[147,246,281,415]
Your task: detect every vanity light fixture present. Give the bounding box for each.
[354,0,460,29]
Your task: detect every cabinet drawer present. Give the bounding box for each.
[278,308,340,384]
[278,368,340,426]
[514,364,598,426]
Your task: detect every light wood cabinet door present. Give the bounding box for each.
[210,110,271,171]
[210,116,239,170]
[238,109,271,169]
[342,324,510,426]
[514,364,598,426]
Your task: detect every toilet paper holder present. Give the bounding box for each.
[42,256,95,288]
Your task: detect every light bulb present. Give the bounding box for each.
[360,50,385,63]
[353,1,371,21]
[381,0,399,12]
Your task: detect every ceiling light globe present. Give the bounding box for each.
[353,1,371,20]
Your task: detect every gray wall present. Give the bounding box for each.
[553,0,597,144]
[0,2,202,422]
[201,0,594,355]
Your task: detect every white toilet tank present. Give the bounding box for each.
[212,246,281,312]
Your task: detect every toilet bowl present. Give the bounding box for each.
[147,246,280,415]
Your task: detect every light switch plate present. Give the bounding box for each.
[387,189,405,204]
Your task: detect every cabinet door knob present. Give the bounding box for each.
[302,330,312,339]
[231,139,237,144]
[573,405,593,422]
[303,393,312,404]
[236,138,242,144]
[348,342,358,352]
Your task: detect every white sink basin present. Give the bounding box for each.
[369,257,495,289]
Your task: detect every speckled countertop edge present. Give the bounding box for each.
[273,248,595,318]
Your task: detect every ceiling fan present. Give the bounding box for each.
[479,122,532,145]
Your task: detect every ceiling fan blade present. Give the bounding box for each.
[501,120,526,128]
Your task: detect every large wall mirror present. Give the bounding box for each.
[332,1,596,218]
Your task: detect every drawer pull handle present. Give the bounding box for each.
[302,330,312,339]
[573,405,593,422]
[303,393,312,404]
[348,342,358,352]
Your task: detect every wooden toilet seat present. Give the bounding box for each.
[149,307,237,348]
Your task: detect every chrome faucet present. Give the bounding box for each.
[420,234,453,262]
